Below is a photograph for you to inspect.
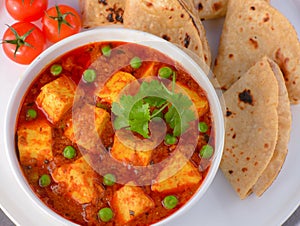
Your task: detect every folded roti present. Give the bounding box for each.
[79,0,125,28]
[220,57,278,199]
[213,0,300,104]
[123,0,211,67]
[252,59,291,196]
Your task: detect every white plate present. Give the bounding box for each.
[0,0,299,225]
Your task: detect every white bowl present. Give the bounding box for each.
[4,27,224,226]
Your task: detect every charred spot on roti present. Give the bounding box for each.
[198,3,203,11]
[162,35,170,41]
[263,13,270,22]
[212,2,222,12]
[107,13,114,22]
[238,89,253,105]
[106,7,124,23]
[232,134,236,139]
[145,2,153,7]
[250,6,256,11]
[184,34,191,48]
[246,157,250,161]
[169,16,173,20]
[229,170,234,174]
[242,167,248,172]
[226,109,232,117]
[181,14,184,18]
[264,143,269,149]
[116,9,124,22]
[229,54,234,59]
[249,38,258,49]
[98,0,107,5]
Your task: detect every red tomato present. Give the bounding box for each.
[5,0,48,22]
[2,22,46,65]
[42,5,81,43]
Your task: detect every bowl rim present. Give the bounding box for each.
[4,27,224,226]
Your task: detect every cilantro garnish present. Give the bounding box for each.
[111,73,196,138]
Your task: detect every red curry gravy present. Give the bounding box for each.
[16,42,214,225]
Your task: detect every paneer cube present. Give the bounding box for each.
[36,75,76,123]
[52,157,102,204]
[17,119,52,165]
[64,105,110,150]
[111,182,154,224]
[178,83,209,118]
[151,152,202,193]
[110,133,152,166]
[97,71,136,105]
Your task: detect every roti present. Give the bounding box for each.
[220,57,279,199]
[79,0,125,28]
[213,0,300,104]
[252,59,292,196]
[192,0,269,20]
[123,0,211,67]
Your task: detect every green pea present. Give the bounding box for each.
[198,122,208,133]
[158,66,173,79]
[63,146,76,159]
[101,45,111,57]
[26,109,37,120]
[162,195,178,209]
[200,144,214,159]
[83,69,97,83]
[98,207,113,222]
[50,64,62,76]
[39,174,51,187]
[130,56,142,69]
[103,173,116,186]
[164,134,177,145]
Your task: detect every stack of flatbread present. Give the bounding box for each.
[79,0,212,68]
[216,0,299,199]
[221,57,291,199]
[214,0,300,104]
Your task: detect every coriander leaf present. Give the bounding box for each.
[129,101,150,138]
[111,78,197,138]
[165,106,177,129]
[144,96,166,107]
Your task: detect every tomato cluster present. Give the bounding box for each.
[2,0,81,65]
